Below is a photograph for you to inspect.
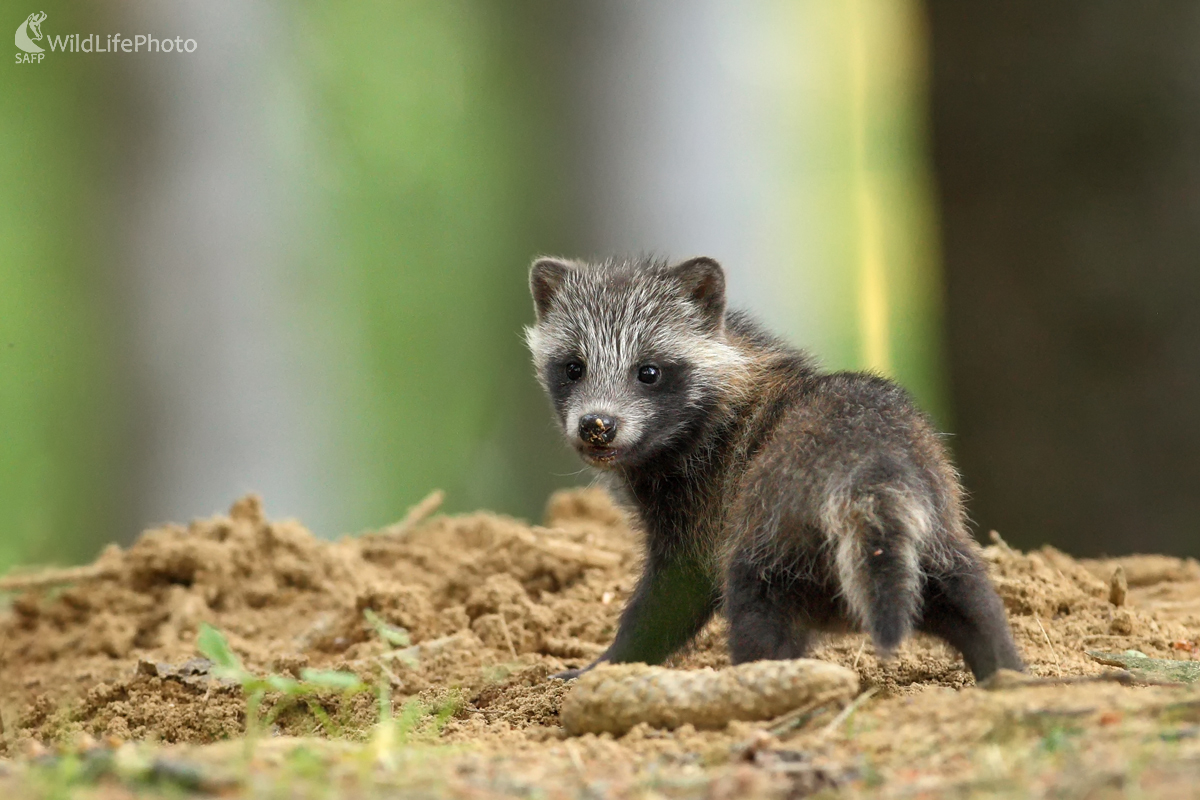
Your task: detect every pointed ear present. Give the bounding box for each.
[530,257,572,321]
[669,256,726,330]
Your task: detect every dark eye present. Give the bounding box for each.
[637,365,661,385]
[565,361,585,381]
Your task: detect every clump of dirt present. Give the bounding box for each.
[1,488,1198,765]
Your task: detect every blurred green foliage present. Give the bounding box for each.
[291,0,579,530]
[0,2,127,570]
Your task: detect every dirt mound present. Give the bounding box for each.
[0,489,633,749]
[1,490,1198,756]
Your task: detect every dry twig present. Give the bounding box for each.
[983,668,1184,690]
[851,639,867,670]
[498,613,519,660]
[766,692,845,738]
[565,742,586,776]
[1033,613,1061,676]
[0,563,115,593]
[382,489,445,536]
[815,687,878,742]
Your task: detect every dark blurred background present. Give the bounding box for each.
[1,1,1195,572]
[930,1,1200,558]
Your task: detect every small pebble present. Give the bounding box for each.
[1109,608,1134,635]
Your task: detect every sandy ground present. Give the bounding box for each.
[1,489,1199,798]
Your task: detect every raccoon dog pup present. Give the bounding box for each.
[525,255,1024,681]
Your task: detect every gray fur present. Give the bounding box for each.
[526,255,1024,681]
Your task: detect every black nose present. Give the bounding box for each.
[579,414,618,445]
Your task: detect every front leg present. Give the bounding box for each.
[726,551,813,663]
[555,551,719,680]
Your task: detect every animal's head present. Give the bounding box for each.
[26,12,46,40]
[524,255,748,470]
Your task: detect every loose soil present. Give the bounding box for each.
[1,489,1199,798]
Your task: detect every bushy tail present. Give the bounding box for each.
[825,480,932,655]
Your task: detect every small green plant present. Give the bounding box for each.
[196,623,367,738]
[386,692,464,745]
[363,609,411,648]
[860,757,885,789]
[26,745,223,797]
[29,752,88,800]
[1038,724,1083,755]
[370,681,463,769]
[197,622,462,772]
[363,608,420,672]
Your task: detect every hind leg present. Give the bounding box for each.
[918,556,1025,681]
[726,553,812,663]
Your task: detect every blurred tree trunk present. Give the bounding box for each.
[928,2,1200,555]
